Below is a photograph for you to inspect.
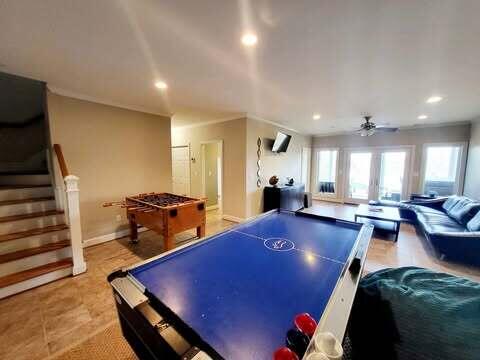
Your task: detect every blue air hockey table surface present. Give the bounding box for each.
[109,210,373,360]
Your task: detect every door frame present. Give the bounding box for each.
[343,145,414,204]
[171,144,191,196]
[200,140,223,213]
[301,147,312,193]
[343,149,376,204]
[376,147,413,202]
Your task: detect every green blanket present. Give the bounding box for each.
[348,267,480,360]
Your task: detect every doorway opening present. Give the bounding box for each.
[201,140,223,213]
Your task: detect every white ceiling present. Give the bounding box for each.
[1,0,480,134]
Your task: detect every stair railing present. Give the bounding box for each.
[52,144,86,275]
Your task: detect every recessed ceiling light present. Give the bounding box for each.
[241,33,258,47]
[154,81,168,90]
[418,115,428,120]
[426,96,443,103]
[313,114,321,120]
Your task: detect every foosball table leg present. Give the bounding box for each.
[128,215,139,244]
[197,224,205,239]
[164,234,174,251]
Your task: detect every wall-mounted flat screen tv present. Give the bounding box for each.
[271,132,292,153]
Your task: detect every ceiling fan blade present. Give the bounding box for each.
[375,126,398,132]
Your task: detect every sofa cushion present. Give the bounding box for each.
[442,195,461,212]
[411,205,445,216]
[417,212,466,233]
[447,198,480,224]
[467,211,480,232]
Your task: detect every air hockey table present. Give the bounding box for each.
[108,210,373,359]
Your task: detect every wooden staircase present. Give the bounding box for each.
[0,175,73,299]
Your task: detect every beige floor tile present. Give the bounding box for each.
[44,304,92,342]
[0,332,49,360]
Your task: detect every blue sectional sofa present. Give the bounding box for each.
[397,196,480,267]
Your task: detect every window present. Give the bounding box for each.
[422,144,463,196]
[316,150,338,195]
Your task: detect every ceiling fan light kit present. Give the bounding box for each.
[356,115,398,136]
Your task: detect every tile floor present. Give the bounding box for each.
[1,203,479,360]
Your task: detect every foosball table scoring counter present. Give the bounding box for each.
[104,193,206,251]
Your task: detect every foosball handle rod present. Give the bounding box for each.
[102,201,126,208]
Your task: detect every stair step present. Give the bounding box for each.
[0,258,72,289]
[0,224,69,243]
[0,184,51,189]
[0,196,55,206]
[0,239,70,264]
[0,186,53,202]
[0,210,65,236]
[0,197,56,217]
[0,210,64,223]
[0,174,51,186]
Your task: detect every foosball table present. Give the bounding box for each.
[104,193,206,251]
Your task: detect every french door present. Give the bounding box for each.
[344,147,411,204]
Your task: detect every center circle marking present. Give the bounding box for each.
[264,238,295,252]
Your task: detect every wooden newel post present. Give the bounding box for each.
[64,175,87,275]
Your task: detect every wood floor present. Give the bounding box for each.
[1,203,479,360]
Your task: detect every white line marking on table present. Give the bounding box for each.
[232,230,346,265]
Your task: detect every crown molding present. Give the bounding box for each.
[313,120,473,138]
[246,114,304,134]
[47,85,172,118]
[173,113,306,134]
[171,115,246,130]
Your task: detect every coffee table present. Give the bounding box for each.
[354,204,402,242]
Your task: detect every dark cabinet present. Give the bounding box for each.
[263,184,305,212]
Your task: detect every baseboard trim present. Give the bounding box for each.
[83,227,148,248]
[222,214,245,223]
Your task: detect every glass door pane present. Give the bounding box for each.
[317,150,338,195]
[378,151,406,201]
[423,145,461,196]
[347,152,372,201]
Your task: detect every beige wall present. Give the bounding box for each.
[47,92,172,240]
[246,118,312,218]
[312,123,471,199]
[464,120,480,200]
[171,118,247,219]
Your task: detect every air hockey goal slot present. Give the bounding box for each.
[137,302,213,360]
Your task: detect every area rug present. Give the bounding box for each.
[52,322,137,360]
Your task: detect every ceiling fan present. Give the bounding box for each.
[356,115,398,136]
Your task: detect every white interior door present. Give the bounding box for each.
[172,145,191,196]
